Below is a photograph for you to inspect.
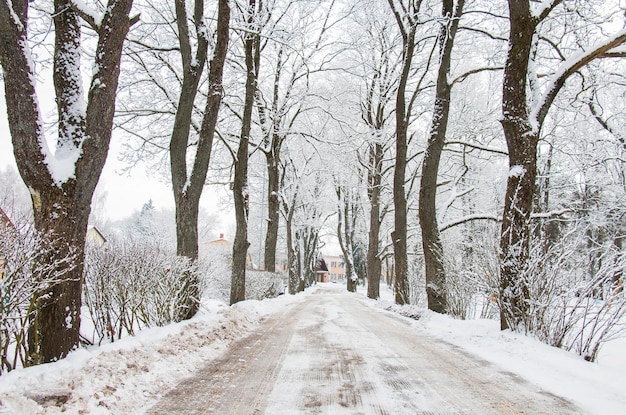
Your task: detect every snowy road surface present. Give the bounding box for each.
[148,287,581,414]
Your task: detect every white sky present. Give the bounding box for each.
[0,96,233,225]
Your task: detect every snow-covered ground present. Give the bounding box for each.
[411,302,626,414]
[0,284,624,414]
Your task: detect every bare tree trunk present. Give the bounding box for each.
[296,233,305,292]
[170,0,230,316]
[230,0,260,305]
[498,1,541,331]
[386,0,425,305]
[391,40,413,305]
[170,0,208,262]
[231,149,250,305]
[264,144,281,272]
[286,216,298,295]
[418,0,464,314]
[499,0,626,330]
[302,227,319,289]
[231,0,259,305]
[0,0,134,363]
[367,143,383,300]
[336,186,357,293]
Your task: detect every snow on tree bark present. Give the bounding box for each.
[231,0,259,305]
[499,0,626,331]
[0,0,134,363]
[419,0,464,314]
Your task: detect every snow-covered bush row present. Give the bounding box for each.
[519,236,626,362]
[82,237,198,345]
[439,223,624,362]
[83,239,287,345]
[245,270,286,300]
[0,222,75,374]
[444,234,501,321]
[199,249,287,303]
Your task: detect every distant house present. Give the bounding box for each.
[201,234,254,269]
[315,257,330,283]
[206,233,231,252]
[323,254,346,283]
[86,226,107,247]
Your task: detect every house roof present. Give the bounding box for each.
[87,226,107,243]
[315,257,329,273]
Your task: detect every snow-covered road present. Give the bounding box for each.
[148,286,581,415]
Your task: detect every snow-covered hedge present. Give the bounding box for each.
[521,239,626,361]
[82,237,198,345]
[0,223,75,374]
[83,238,287,345]
[200,251,286,304]
[245,270,286,300]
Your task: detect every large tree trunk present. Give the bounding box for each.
[0,0,134,363]
[28,188,90,365]
[230,153,249,305]
[366,143,383,300]
[230,0,259,305]
[499,0,626,331]
[391,42,414,305]
[170,0,230,316]
[499,1,538,331]
[231,150,250,304]
[264,146,281,272]
[499,126,539,330]
[418,0,464,314]
[170,0,209,263]
[387,0,422,305]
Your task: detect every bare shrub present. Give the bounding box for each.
[199,248,232,303]
[501,230,626,362]
[1,222,74,374]
[444,233,500,320]
[83,236,198,345]
[246,271,286,300]
[200,248,286,303]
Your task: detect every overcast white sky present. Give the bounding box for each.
[0,96,230,224]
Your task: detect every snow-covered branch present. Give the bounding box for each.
[531,0,563,22]
[450,66,503,86]
[445,140,508,156]
[529,208,572,219]
[70,0,103,30]
[439,214,500,233]
[531,27,626,129]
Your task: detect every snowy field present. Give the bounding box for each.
[0,283,624,414]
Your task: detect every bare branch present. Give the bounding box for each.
[440,214,500,233]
